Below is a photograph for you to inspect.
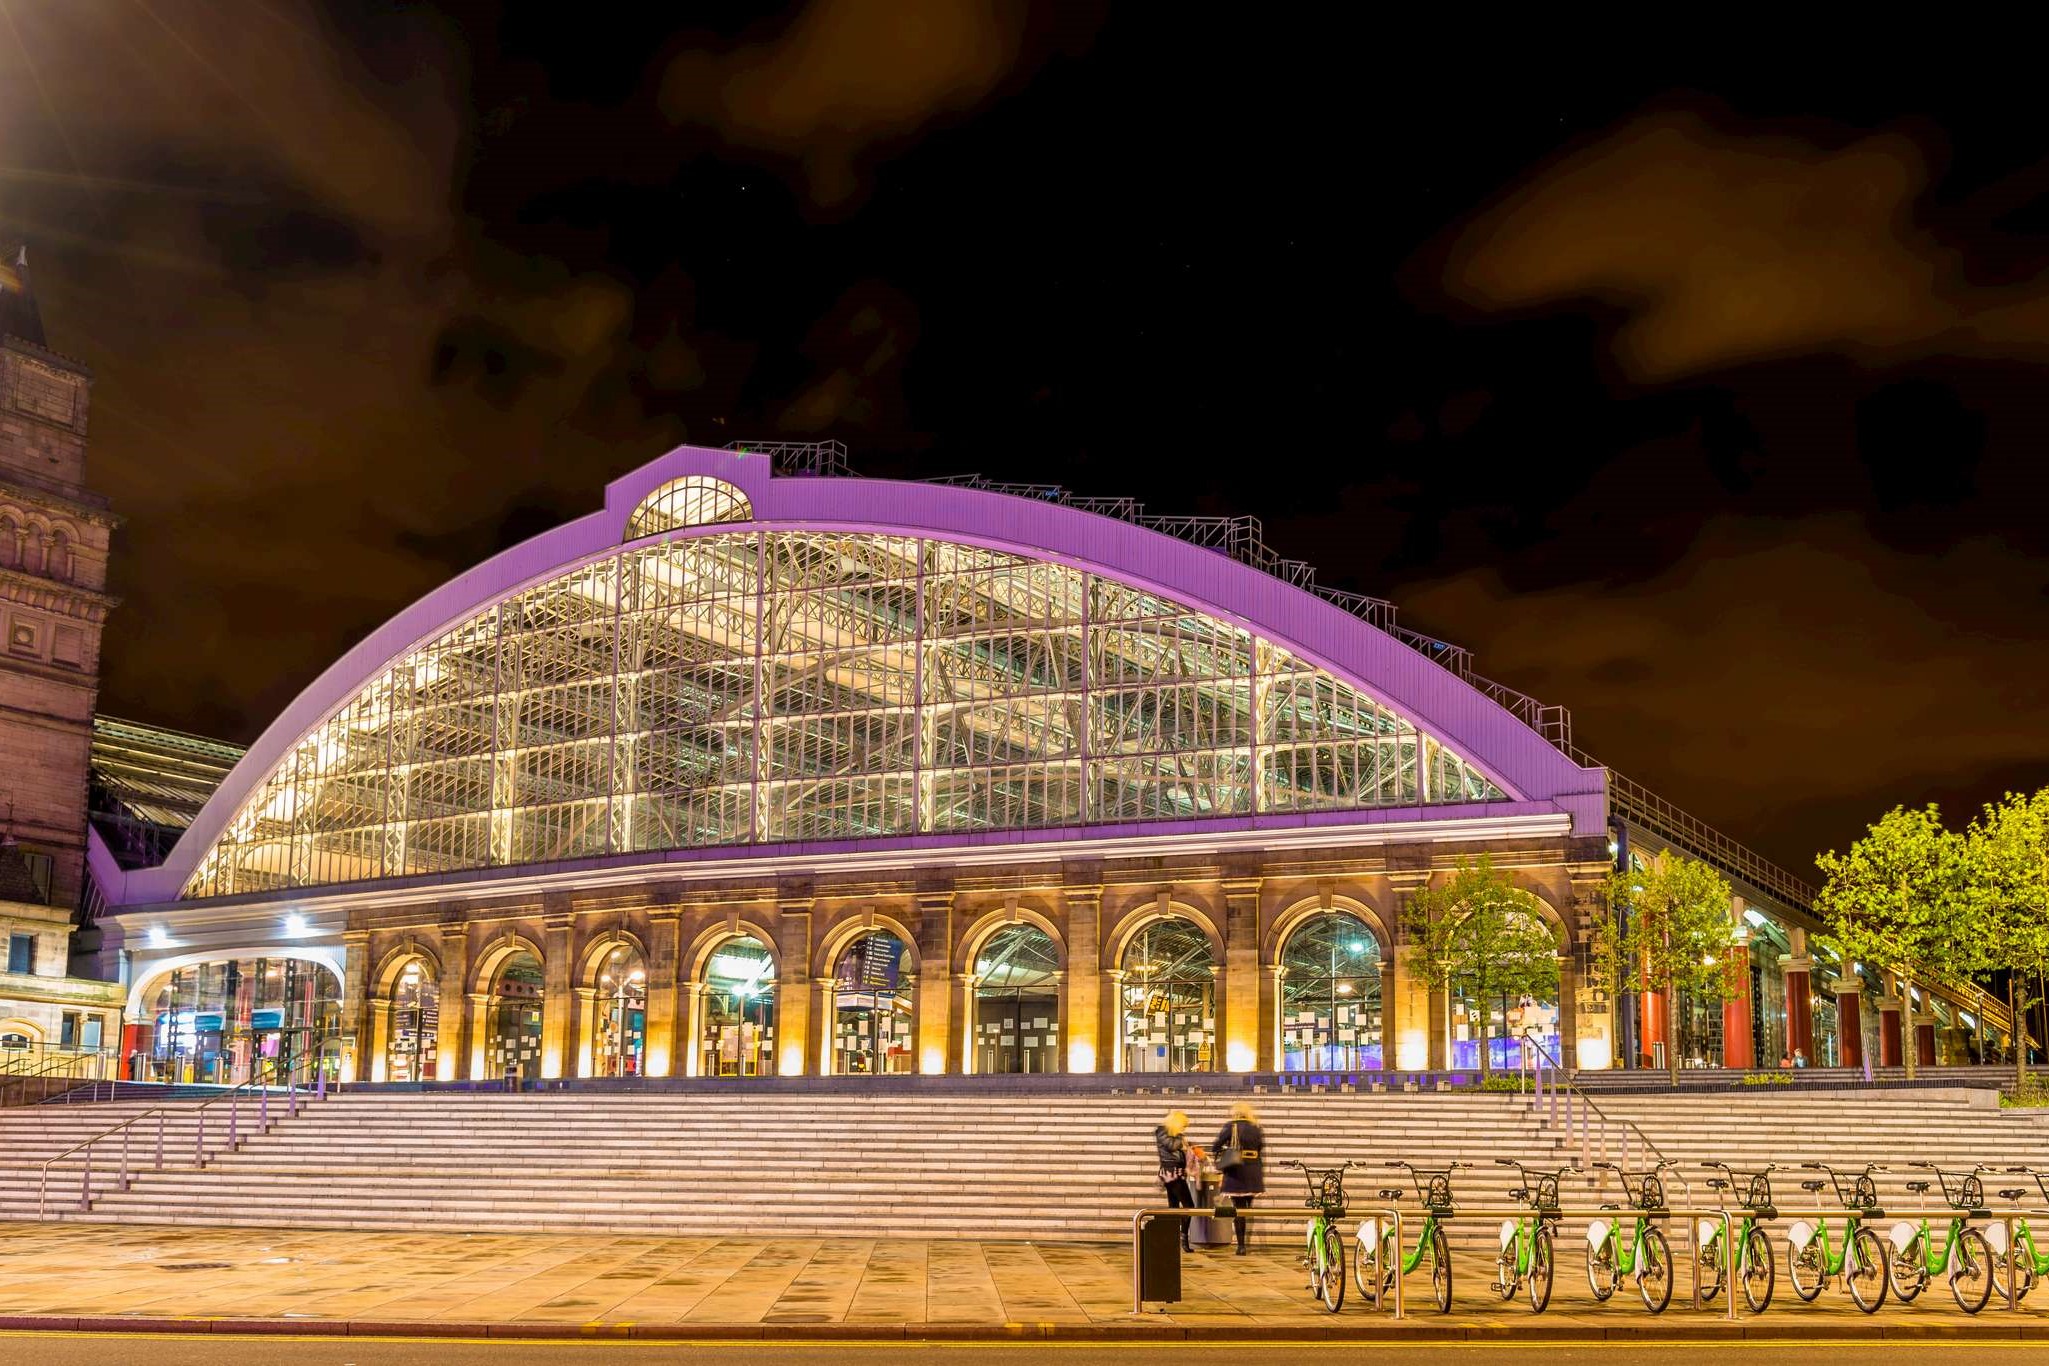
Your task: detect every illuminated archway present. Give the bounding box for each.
[1278,912,1382,1071]
[1117,917,1216,1073]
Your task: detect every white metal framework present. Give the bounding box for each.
[182,531,1505,898]
[624,477,753,539]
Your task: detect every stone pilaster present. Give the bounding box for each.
[776,896,814,1076]
[1063,883,1103,1073]
[1221,876,1262,1072]
[340,929,371,1082]
[914,890,955,1074]
[643,910,681,1077]
[540,913,574,1080]
[436,919,470,1079]
[1832,976,1864,1070]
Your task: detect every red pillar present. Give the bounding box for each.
[1722,995,1754,1069]
[1640,989,1667,1068]
[1915,1018,1938,1067]
[1879,1000,1903,1067]
[1836,986,1864,1069]
[1784,964,1813,1065]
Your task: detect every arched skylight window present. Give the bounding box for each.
[625,477,752,539]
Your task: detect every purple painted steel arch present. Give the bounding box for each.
[105,444,1605,906]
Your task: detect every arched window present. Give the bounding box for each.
[625,477,752,539]
[699,935,775,1076]
[1118,918,1216,1072]
[1279,913,1382,1071]
[46,529,70,582]
[829,929,914,1074]
[973,925,1061,1074]
[385,958,440,1081]
[1447,909,1558,1071]
[485,951,544,1083]
[593,943,648,1077]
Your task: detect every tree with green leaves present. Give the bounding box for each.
[1595,852,1736,1085]
[1815,803,1979,1082]
[1969,789,2049,1089]
[1404,856,1561,1079]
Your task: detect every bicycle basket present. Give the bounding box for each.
[1533,1172,1560,1212]
[1424,1173,1454,1212]
[1959,1173,1985,1210]
[1308,1170,1347,1213]
[1742,1173,1773,1211]
[1639,1174,1665,1210]
[1849,1173,1879,1209]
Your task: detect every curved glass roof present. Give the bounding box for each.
[625,477,752,539]
[181,530,1505,899]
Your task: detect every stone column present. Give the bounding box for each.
[1877,978,1904,1068]
[955,972,978,1074]
[1720,934,1755,1070]
[1568,873,1615,1070]
[682,983,706,1077]
[467,991,492,1081]
[1221,876,1263,1073]
[776,896,814,1076]
[914,890,955,1074]
[1387,870,1440,1069]
[1914,1012,1939,1067]
[1104,968,1127,1073]
[1377,957,1396,1071]
[339,930,372,1082]
[1832,977,1864,1070]
[1063,884,1103,1074]
[1780,928,1814,1067]
[437,921,471,1079]
[573,986,597,1077]
[366,995,393,1083]
[643,911,681,1077]
[540,914,574,1080]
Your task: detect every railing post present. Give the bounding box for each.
[194,1106,204,1167]
[79,1139,92,1212]
[1621,1124,1631,1170]
[154,1110,164,1169]
[119,1124,130,1192]
[228,1088,238,1151]
[1548,1068,1560,1128]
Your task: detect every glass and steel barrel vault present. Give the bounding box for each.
[182,531,1507,898]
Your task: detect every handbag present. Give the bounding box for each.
[1216,1122,1244,1172]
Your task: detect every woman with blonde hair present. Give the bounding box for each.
[1214,1100,1266,1255]
[1153,1109,1195,1250]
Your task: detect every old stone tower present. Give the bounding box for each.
[0,246,116,910]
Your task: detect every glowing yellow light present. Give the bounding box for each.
[1395,1031,1428,1071]
[1576,1036,1614,1071]
[778,1042,805,1076]
[1066,1040,1096,1074]
[1226,1040,1257,1073]
[920,1046,946,1075]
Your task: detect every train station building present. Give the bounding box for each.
[82,443,2015,1087]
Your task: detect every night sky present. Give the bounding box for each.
[3,6,2044,876]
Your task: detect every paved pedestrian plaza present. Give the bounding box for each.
[3,1224,2049,1341]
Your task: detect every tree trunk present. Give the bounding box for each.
[1478,1012,1491,1081]
[1667,981,1681,1087]
[2016,973,2028,1094]
[1901,972,1917,1081]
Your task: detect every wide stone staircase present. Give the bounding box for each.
[8,1083,2047,1249]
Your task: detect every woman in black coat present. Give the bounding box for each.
[1214,1101,1266,1255]
[1154,1110,1194,1250]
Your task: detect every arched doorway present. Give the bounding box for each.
[830,929,914,1074]
[1445,909,1560,1071]
[1118,918,1216,1072]
[699,935,775,1076]
[1279,912,1382,1071]
[973,924,1061,1074]
[593,944,648,1077]
[485,951,544,1084]
[139,957,344,1085]
[385,958,440,1082]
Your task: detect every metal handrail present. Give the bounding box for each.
[36,1056,329,1216]
[1518,1030,1671,1170]
[0,1050,111,1106]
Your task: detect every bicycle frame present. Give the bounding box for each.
[1589,1210,1653,1275]
[1789,1211,1862,1275]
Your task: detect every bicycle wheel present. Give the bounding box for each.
[1788,1232,1825,1302]
[1998,1250,2035,1305]
[1638,1226,1673,1314]
[1740,1225,1775,1313]
[1317,1222,1345,1313]
[1846,1225,1889,1313]
[1427,1225,1452,1312]
[1353,1228,1386,1306]
[1696,1229,1725,1304]
[1528,1223,1554,1313]
[1951,1227,1993,1315]
[1890,1231,1928,1302]
[1587,1233,1619,1301]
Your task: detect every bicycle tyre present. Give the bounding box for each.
[1496,1239,1520,1301]
[1846,1225,1889,1313]
[1429,1224,1452,1313]
[1740,1225,1775,1313]
[1587,1234,1618,1301]
[1696,1229,1724,1304]
[1787,1235,1825,1302]
[1528,1223,1554,1313]
[1998,1250,2035,1305]
[1317,1222,1345,1313]
[1890,1232,1927,1302]
[1951,1227,1993,1315]
[1353,1229,1387,1306]
[1638,1225,1673,1314]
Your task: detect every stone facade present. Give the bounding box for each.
[0,893,123,1054]
[333,829,1616,1084]
[0,298,115,913]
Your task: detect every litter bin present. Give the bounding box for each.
[1187,1170,1231,1248]
[1138,1212,1182,1303]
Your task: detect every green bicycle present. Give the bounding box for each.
[1990,1167,2049,1302]
[1785,1162,1889,1313]
[1493,1158,1573,1312]
[1357,1158,1468,1312]
[1278,1159,1355,1313]
[1698,1160,1778,1312]
[1888,1162,1995,1312]
[1585,1160,1675,1313]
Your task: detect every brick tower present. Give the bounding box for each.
[0,245,116,910]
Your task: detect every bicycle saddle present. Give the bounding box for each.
[1600,1202,1620,1210]
[1906,1180,1931,1193]
[1378,1188,1404,1200]
[1799,1180,1825,1193]
[1706,1178,1729,1190]
[1509,1188,1529,1201]
[2002,1189,2030,1202]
